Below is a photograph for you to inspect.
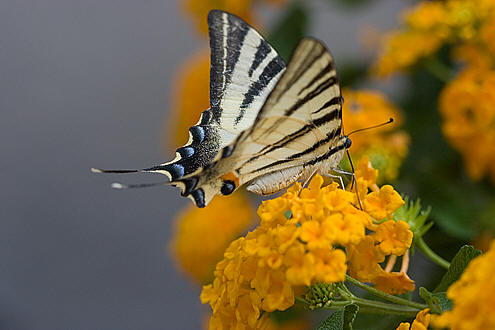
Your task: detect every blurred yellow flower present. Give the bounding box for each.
[183,0,286,35]
[374,30,445,77]
[432,240,495,330]
[439,67,495,183]
[183,0,252,35]
[373,0,495,77]
[201,160,414,328]
[169,50,210,147]
[373,0,495,184]
[342,89,409,182]
[396,308,430,330]
[171,191,254,284]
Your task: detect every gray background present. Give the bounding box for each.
[1,1,407,329]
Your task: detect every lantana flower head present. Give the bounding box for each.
[201,159,414,328]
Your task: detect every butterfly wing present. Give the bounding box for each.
[147,11,286,185]
[181,38,345,207]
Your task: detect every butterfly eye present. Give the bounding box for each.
[344,136,352,149]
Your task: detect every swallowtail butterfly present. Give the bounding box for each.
[93,10,353,208]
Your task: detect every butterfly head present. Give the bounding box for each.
[343,136,352,149]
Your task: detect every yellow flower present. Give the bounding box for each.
[432,240,495,330]
[373,220,413,256]
[258,197,290,228]
[171,191,253,284]
[373,269,416,295]
[439,67,495,183]
[312,248,347,283]
[299,220,331,250]
[354,155,378,189]
[342,89,409,182]
[347,236,384,282]
[396,309,430,330]
[324,213,366,246]
[284,243,316,286]
[202,170,413,328]
[364,185,405,220]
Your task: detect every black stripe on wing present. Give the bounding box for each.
[235,57,285,125]
[208,10,250,122]
[208,10,286,124]
[243,108,342,166]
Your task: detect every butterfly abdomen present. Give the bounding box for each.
[246,166,304,195]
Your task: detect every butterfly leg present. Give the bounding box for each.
[297,167,319,196]
[327,173,345,190]
[331,167,363,210]
[302,167,319,189]
[332,168,356,188]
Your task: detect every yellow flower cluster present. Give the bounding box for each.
[439,68,495,182]
[183,0,286,35]
[373,0,495,76]
[171,191,254,284]
[396,308,430,330]
[432,240,495,330]
[201,158,414,329]
[342,89,409,182]
[374,0,495,183]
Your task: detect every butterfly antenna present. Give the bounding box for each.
[91,167,171,189]
[346,150,362,210]
[111,181,170,189]
[347,117,394,136]
[91,168,141,174]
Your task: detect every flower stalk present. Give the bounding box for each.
[345,275,427,310]
[416,237,450,269]
[300,277,425,317]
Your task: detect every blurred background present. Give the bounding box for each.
[3,0,494,329]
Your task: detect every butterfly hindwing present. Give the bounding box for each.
[145,11,286,190]
[182,38,345,207]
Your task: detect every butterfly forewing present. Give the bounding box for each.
[148,10,286,186]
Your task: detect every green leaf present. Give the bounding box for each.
[317,304,359,330]
[267,2,309,62]
[434,245,482,292]
[343,304,359,330]
[419,287,452,314]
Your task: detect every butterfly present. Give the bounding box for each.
[92,10,353,208]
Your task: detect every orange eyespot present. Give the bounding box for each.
[221,172,240,187]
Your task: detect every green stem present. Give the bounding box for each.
[322,297,419,317]
[295,296,308,305]
[416,237,450,270]
[424,57,453,83]
[345,275,428,310]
